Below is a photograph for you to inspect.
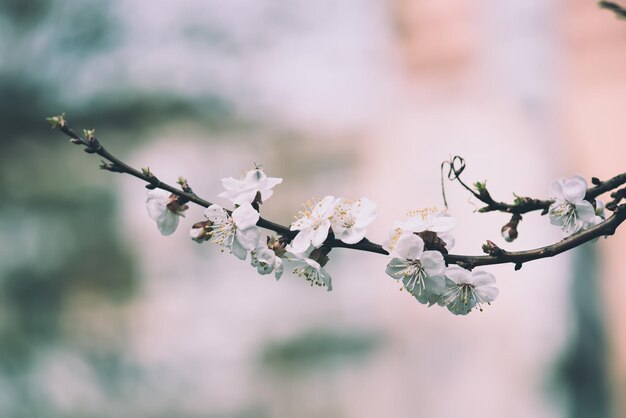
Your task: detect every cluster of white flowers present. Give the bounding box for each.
[144,168,608,316]
[289,196,377,251]
[144,167,377,293]
[382,208,498,315]
[548,175,606,236]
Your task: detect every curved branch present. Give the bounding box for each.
[50,118,626,271]
[443,155,626,215]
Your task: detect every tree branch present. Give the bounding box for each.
[442,155,626,215]
[50,117,626,271]
[599,1,626,19]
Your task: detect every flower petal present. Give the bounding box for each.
[236,227,261,252]
[477,286,499,303]
[157,212,179,236]
[575,201,596,224]
[445,265,471,284]
[232,203,260,229]
[146,189,169,221]
[420,251,445,276]
[290,229,315,254]
[311,220,331,247]
[471,270,496,287]
[561,175,588,203]
[339,226,367,244]
[205,204,228,223]
[231,239,248,260]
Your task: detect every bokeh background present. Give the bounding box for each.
[1,1,625,417]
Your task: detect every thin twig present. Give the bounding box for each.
[442,155,626,215]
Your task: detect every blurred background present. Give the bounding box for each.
[0,0,625,417]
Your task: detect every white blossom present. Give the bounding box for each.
[382,208,456,257]
[385,251,446,305]
[331,198,377,244]
[402,208,456,250]
[291,255,333,291]
[204,203,260,260]
[146,189,186,236]
[251,247,284,280]
[441,266,499,315]
[289,196,340,253]
[218,168,283,205]
[382,227,424,259]
[548,175,596,236]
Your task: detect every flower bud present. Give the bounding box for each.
[501,225,518,242]
[482,240,502,256]
[190,220,213,242]
[267,236,288,258]
[500,214,522,243]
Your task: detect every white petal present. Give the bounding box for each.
[157,212,179,236]
[221,177,243,191]
[420,251,445,276]
[445,265,472,284]
[205,204,228,223]
[262,176,283,191]
[575,201,596,224]
[438,231,455,251]
[311,220,331,247]
[477,286,499,302]
[232,203,260,229]
[231,239,248,260]
[274,260,284,280]
[339,227,367,244]
[355,198,378,226]
[429,216,456,233]
[223,188,258,206]
[549,179,564,200]
[243,169,266,185]
[385,258,409,279]
[314,196,339,218]
[471,270,496,287]
[394,233,424,259]
[561,175,588,203]
[401,216,427,233]
[146,189,169,221]
[236,226,261,251]
[290,229,315,254]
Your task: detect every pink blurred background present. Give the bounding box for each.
[1,1,625,417]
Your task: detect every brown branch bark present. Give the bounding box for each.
[51,118,626,270]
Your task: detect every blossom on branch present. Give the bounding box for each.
[290,254,333,291]
[251,247,284,279]
[548,175,596,236]
[386,251,446,305]
[441,266,499,315]
[203,203,260,260]
[219,168,283,205]
[146,189,188,236]
[331,197,377,244]
[289,196,340,253]
[383,208,456,257]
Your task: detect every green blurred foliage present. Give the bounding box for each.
[261,328,383,376]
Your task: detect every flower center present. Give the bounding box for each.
[441,283,490,312]
[400,261,428,295]
[211,219,236,247]
[553,202,578,232]
[293,265,326,288]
